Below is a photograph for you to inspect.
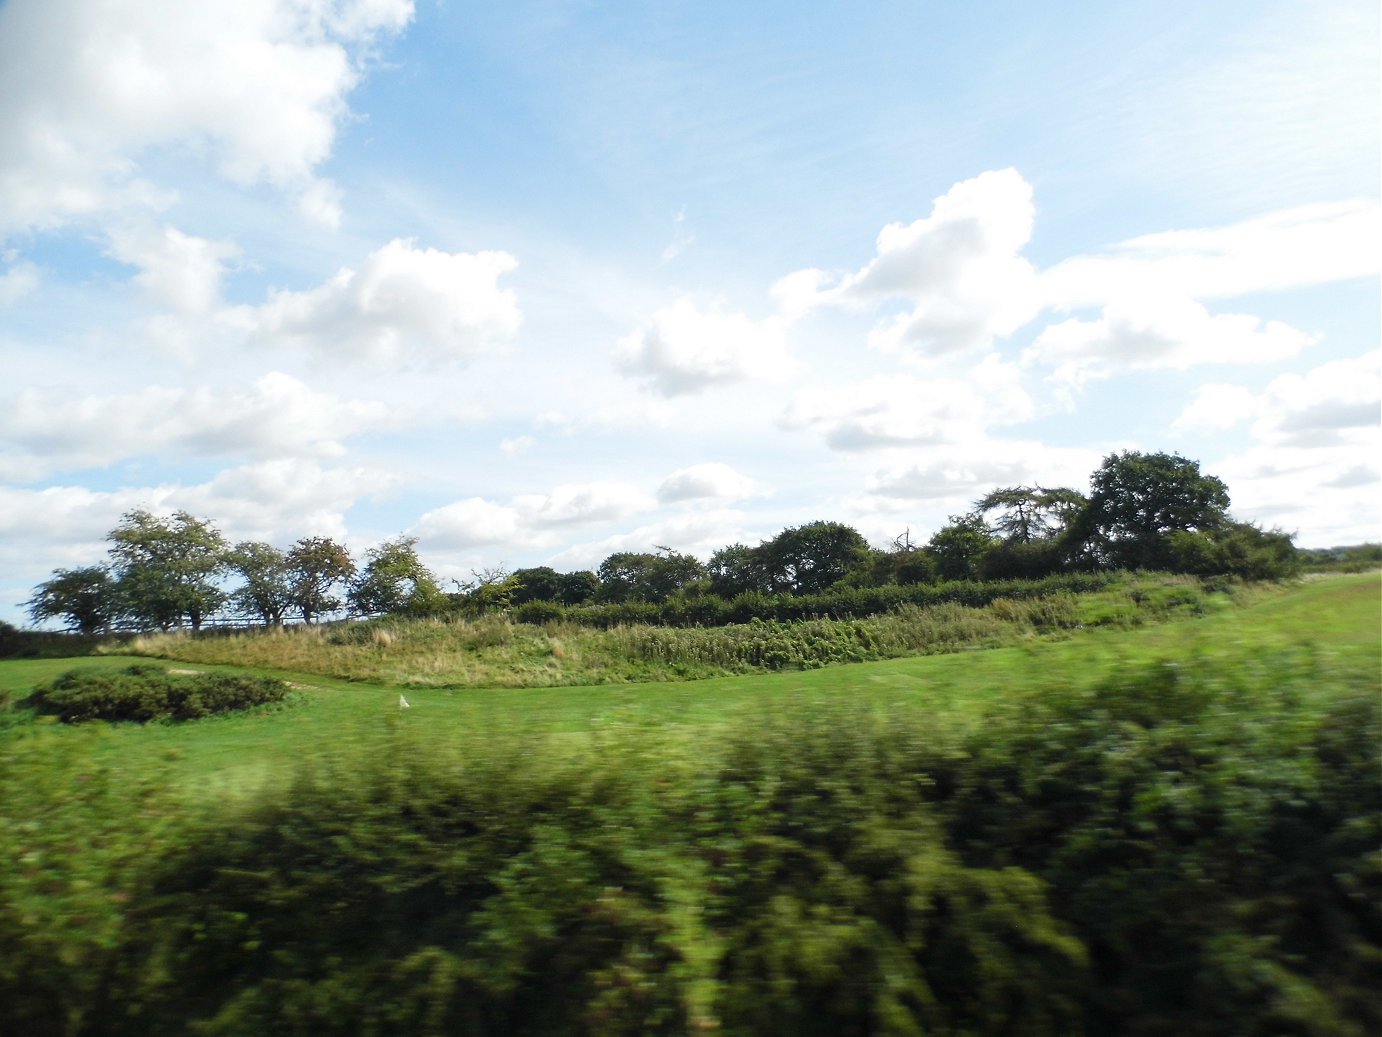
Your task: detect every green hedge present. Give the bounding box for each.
[26,664,290,723]
[517,572,1116,629]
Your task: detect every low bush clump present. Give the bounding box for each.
[26,664,289,723]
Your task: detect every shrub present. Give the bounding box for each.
[26,665,289,723]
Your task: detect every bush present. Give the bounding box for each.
[513,599,566,626]
[26,665,289,723]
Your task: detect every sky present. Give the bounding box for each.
[1,0,1378,624]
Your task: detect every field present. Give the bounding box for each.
[1,574,1378,1035]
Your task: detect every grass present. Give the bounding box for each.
[0,574,1371,806]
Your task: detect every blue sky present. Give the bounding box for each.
[1,0,1378,624]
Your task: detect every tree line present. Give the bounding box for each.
[25,451,1299,635]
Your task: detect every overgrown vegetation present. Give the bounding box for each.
[1299,542,1382,573]
[120,573,1218,688]
[24,664,290,723]
[1,576,1377,1034]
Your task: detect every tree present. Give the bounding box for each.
[597,549,706,603]
[1167,522,1299,581]
[885,529,935,586]
[974,486,1088,544]
[556,570,599,605]
[348,537,445,617]
[511,566,564,605]
[456,566,519,615]
[286,536,356,624]
[227,542,293,627]
[1084,452,1230,570]
[26,566,118,635]
[926,515,996,582]
[757,521,871,596]
[707,543,772,598]
[107,509,229,631]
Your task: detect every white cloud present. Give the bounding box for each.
[415,481,656,551]
[415,498,536,550]
[0,485,143,560]
[657,462,760,504]
[776,168,1041,357]
[853,441,1103,525]
[297,177,345,230]
[107,222,240,314]
[0,372,392,479]
[781,360,1034,452]
[1174,350,1382,448]
[499,435,536,457]
[1041,200,1382,311]
[1169,352,1380,543]
[513,482,655,527]
[0,256,39,306]
[548,509,754,570]
[1172,384,1260,432]
[176,458,393,542]
[232,238,521,364]
[660,205,695,263]
[1211,443,1381,546]
[0,459,388,585]
[536,399,677,436]
[0,0,413,237]
[616,298,791,395]
[1025,296,1317,387]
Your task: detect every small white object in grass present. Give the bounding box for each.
[399,695,410,709]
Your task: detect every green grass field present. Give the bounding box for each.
[2,573,1378,1036]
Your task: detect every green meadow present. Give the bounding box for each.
[2,574,1378,1035]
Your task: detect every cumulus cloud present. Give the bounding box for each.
[107,222,240,314]
[0,0,413,237]
[616,299,791,395]
[657,463,760,504]
[547,510,754,571]
[512,482,655,527]
[781,360,1033,452]
[0,372,392,480]
[1041,200,1382,311]
[0,484,144,560]
[859,441,1101,507]
[1210,442,1380,545]
[837,442,1103,550]
[1025,296,1318,387]
[1171,384,1260,432]
[231,238,521,364]
[0,459,388,593]
[416,481,656,551]
[415,498,534,550]
[775,168,1041,357]
[175,458,393,542]
[1174,350,1381,448]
